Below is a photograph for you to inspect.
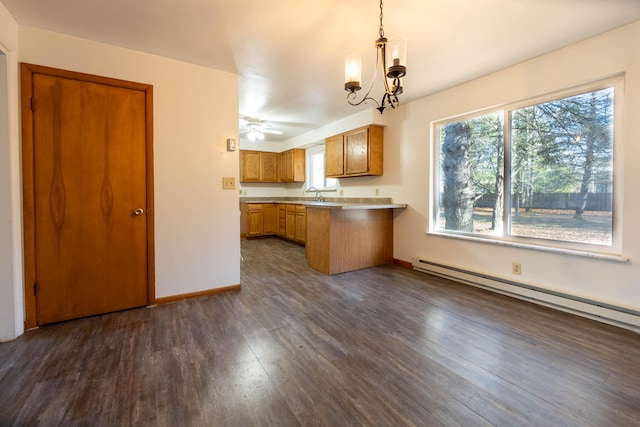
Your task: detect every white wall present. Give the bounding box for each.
[18,27,241,301]
[0,1,23,342]
[389,21,640,314]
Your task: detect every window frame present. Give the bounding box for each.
[306,144,338,191]
[430,75,625,258]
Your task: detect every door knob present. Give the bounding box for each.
[133,208,145,216]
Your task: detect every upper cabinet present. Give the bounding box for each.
[279,149,306,182]
[325,125,383,178]
[240,149,305,183]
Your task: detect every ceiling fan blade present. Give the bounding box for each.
[261,129,284,135]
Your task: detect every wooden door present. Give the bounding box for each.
[247,205,264,236]
[22,64,154,327]
[295,206,306,243]
[240,150,261,181]
[260,152,278,182]
[345,128,369,175]
[285,205,296,240]
[279,150,293,182]
[325,135,344,177]
[263,204,278,235]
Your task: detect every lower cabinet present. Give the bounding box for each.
[295,205,306,243]
[241,203,305,244]
[243,204,264,237]
[263,204,278,235]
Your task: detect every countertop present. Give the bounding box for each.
[240,199,407,210]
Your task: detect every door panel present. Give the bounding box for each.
[33,73,148,324]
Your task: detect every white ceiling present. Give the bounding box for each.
[3,0,640,142]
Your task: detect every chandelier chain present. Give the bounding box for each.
[379,0,384,38]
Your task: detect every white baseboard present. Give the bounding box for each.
[412,257,640,333]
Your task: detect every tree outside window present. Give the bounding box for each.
[434,81,617,249]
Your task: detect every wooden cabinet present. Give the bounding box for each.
[295,205,306,243]
[241,203,277,238]
[279,149,306,182]
[241,202,305,243]
[325,134,344,177]
[285,205,296,240]
[240,148,305,183]
[241,150,261,181]
[278,204,286,237]
[325,125,383,178]
[240,150,278,182]
[263,204,278,235]
[245,204,263,237]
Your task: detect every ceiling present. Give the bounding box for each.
[3,0,640,142]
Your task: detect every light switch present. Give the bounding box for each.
[222,176,236,190]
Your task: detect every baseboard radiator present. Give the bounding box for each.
[412,257,640,332]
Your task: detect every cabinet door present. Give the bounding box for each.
[344,128,369,175]
[292,149,306,182]
[278,204,286,236]
[295,206,306,243]
[285,205,296,240]
[263,204,278,235]
[261,152,278,182]
[240,150,261,182]
[247,205,263,236]
[279,150,294,182]
[325,135,344,177]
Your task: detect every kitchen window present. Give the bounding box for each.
[307,145,337,190]
[432,76,623,255]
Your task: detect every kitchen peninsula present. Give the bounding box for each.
[240,199,406,274]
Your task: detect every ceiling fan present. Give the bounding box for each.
[239,117,284,141]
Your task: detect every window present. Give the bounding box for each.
[433,77,621,253]
[307,145,337,190]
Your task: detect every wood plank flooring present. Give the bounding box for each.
[1,237,639,426]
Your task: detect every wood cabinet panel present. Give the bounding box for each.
[306,207,393,275]
[240,150,261,181]
[263,204,278,235]
[246,204,263,237]
[325,125,383,178]
[240,150,279,182]
[241,149,305,183]
[344,128,369,175]
[285,205,296,240]
[325,135,344,177]
[278,149,306,182]
[295,205,306,243]
[241,202,305,244]
[261,152,278,182]
[278,204,286,237]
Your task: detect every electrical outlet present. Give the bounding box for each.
[222,176,235,190]
[339,190,344,196]
[512,262,522,275]
[375,188,380,196]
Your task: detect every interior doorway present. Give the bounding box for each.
[21,63,156,327]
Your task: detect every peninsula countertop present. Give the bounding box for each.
[240,198,407,210]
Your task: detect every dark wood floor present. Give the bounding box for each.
[1,238,639,426]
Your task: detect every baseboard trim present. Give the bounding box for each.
[393,258,413,269]
[155,284,241,305]
[412,257,640,332]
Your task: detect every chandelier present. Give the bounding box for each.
[344,0,407,114]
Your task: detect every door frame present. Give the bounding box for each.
[20,63,156,329]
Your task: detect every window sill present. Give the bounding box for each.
[427,231,628,262]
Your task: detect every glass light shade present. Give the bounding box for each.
[345,54,362,91]
[386,36,407,79]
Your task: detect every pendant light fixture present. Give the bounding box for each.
[344,0,407,114]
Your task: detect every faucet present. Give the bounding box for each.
[307,187,324,202]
